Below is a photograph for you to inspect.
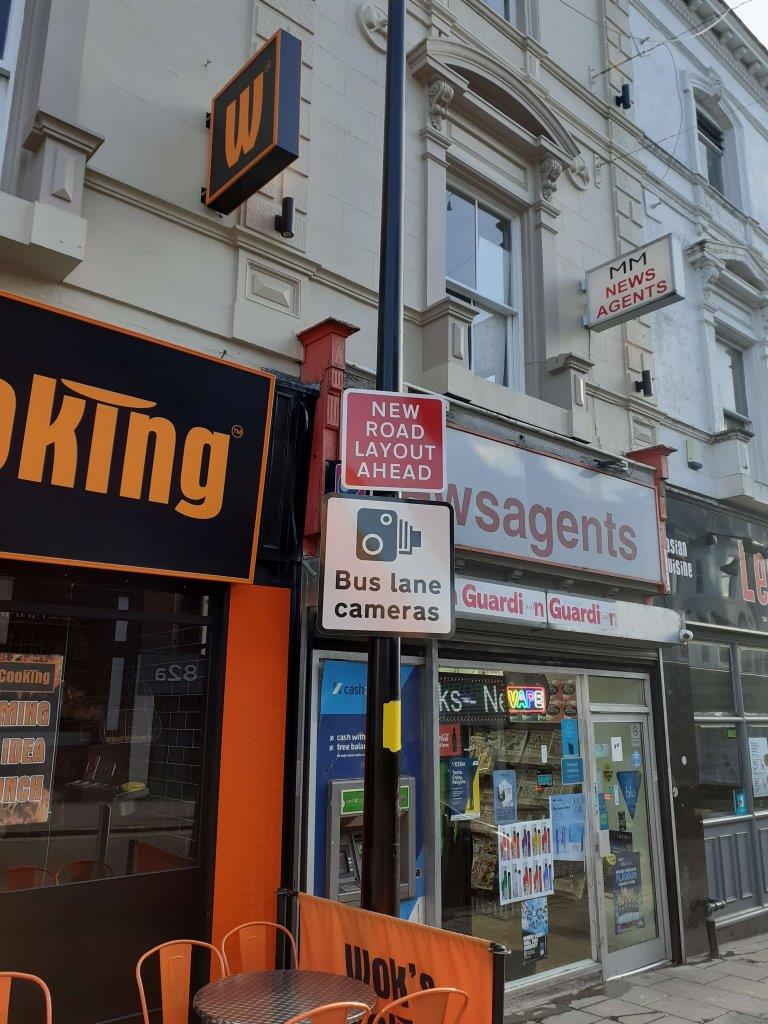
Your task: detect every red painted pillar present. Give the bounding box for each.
[298,318,359,553]
[628,444,676,597]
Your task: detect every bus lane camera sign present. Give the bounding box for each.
[341,389,446,491]
[319,495,455,637]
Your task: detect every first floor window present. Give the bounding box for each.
[715,339,748,428]
[445,188,522,389]
[0,0,11,58]
[697,108,725,195]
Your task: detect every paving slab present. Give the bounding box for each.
[504,941,768,1023]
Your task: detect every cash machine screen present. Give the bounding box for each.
[338,837,361,897]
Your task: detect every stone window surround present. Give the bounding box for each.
[682,68,752,218]
[687,239,768,491]
[407,38,594,432]
[0,0,103,280]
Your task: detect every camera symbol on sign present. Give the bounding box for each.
[356,508,422,562]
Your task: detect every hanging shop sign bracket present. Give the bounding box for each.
[203,29,301,215]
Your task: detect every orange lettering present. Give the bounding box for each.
[224,73,265,167]
[18,374,85,487]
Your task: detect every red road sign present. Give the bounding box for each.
[341,389,446,492]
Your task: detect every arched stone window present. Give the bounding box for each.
[409,38,591,431]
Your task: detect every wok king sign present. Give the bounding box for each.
[0,291,274,582]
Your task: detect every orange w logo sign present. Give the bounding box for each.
[224,73,265,168]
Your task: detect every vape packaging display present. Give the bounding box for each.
[498,819,555,906]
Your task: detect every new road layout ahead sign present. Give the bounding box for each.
[340,389,446,492]
[319,495,455,637]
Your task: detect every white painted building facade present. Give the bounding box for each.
[1,0,767,1009]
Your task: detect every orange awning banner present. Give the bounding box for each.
[298,893,495,1023]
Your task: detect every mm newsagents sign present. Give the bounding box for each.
[586,234,685,332]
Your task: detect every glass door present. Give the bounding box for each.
[589,715,668,978]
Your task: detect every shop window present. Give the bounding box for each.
[446,189,522,390]
[588,675,647,707]
[697,108,725,195]
[693,723,743,819]
[715,338,749,428]
[0,566,218,891]
[739,647,768,715]
[438,666,590,982]
[689,642,734,715]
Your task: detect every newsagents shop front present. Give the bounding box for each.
[303,409,687,993]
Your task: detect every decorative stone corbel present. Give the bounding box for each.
[686,240,725,304]
[539,157,563,202]
[428,80,455,131]
[700,263,721,301]
[22,110,103,216]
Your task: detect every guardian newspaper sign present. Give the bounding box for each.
[413,428,665,588]
[0,291,274,582]
[586,234,685,331]
[455,577,683,643]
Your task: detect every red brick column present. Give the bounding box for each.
[298,318,359,553]
[628,444,676,597]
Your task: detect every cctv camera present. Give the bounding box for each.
[679,628,693,643]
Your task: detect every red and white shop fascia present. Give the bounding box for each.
[409,426,684,645]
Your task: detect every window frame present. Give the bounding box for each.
[0,0,24,163]
[714,336,749,427]
[445,187,523,391]
[697,108,725,195]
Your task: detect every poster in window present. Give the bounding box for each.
[492,770,517,826]
[0,654,63,826]
[446,757,480,820]
[498,819,554,905]
[612,851,644,933]
[550,794,586,861]
[748,736,768,799]
[522,897,549,963]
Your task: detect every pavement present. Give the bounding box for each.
[505,936,768,1024]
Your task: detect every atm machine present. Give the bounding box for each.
[325,777,416,905]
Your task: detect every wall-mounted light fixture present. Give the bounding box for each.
[634,369,653,398]
[686,439,703,471]
[275,196,295,238]
[615,84,632,109]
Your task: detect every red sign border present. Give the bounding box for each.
[340,388,447,493]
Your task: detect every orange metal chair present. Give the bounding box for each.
[55,860,114,884]
[0,971,53,1024]
[283,1002,371,1024]
[0,867,56,892]
[220,921,298,975]
[373,988,469,1024]
[135,940,225,1024]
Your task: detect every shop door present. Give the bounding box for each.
[589,715,668,978]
